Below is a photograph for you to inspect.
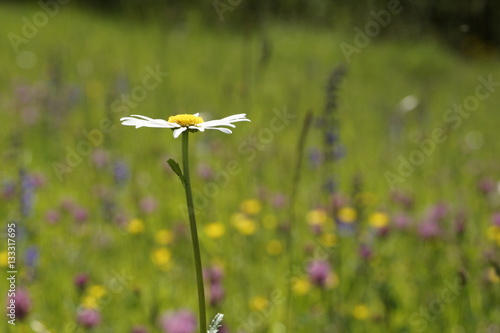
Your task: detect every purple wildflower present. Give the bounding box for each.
[325,131,338,145]
[390,190,414,209]
[359,244,373,260]
[61,197,77,212]
[159,310,197,333]
[77,308,101,328]
[271,193,287,209]
[308,147,323,169]
[310,223,323,236]
[218,323,228,333]
[140,196,158,214]
[331,194,348,210]
[20,169,36,217]
[323,178,337,194]
[333,144,346,160]
[25,246,39,268]
[418,219,441,239]
[1,180,16,200]
[113,160,129,185]
[44,209,60,224]
[91,149,110,169]
[74,273,89,291]
[427,203,448,222]
[209,283,225,307]
[197,163,214,181]
[393,212,412,230]
[307,260,331,288]
[30,172,46,188]
[204,266,224,285]
[113,212,128,228]
[14,83,39,105]
[376,225,391,237]
[6,289,31,320]
[72,206,89,223]
[477,177,496,195]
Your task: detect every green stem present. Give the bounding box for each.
[182,131,207,333]
[286,110,313,329]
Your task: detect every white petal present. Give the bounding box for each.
[193,113,200,117]
[220,113,251,122]
[200,120,236,128]
[120,115,176,128]
[129,114,155,121]
[173,127,187,138]
[120,116,140,123]
[200,114,250,127]
[206,127,233,134]
[120,118,167,128]
[190,126,204,131]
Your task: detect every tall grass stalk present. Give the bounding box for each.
[286,110,314,328]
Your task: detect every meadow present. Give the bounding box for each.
[1,2,500,333]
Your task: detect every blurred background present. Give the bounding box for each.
[2,0,500,333]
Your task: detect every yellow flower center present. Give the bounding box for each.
[168,114,204,127]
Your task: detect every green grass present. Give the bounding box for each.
[2,3,500,333]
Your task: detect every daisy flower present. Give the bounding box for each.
[120,113,250,138]
[120,111,246,333]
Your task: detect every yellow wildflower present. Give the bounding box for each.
[127,218,145,234]
[155,229,174,245]
[152,248,172,271]
[320,233,337,247]
[204,222,226,239]
[88,285,107,299]
[487,226,500,246]
[0,251,8,267]
[81,285,107,309]
[241,199,262,215]
[266,240,283,256]
[370,212,389,229]
[307,209,329,226]
[249,296,269,311]
[232,213,257,235]
[81,295,100,309]
[352,304,370,320]
[337,207,357,223]
[292,278,311,295]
